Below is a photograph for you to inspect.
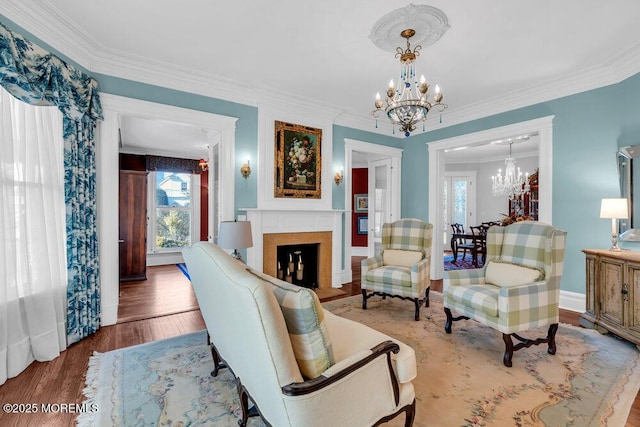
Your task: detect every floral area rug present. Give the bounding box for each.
[324,294,640,427]
[80,294,640,427]
[79,330,264,427]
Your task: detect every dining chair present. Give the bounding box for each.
[450,223,475,264]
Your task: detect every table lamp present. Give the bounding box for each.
[600,198,628,251]
[217,220,253,262]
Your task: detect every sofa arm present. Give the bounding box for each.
[281,340,400,405]
[444,268,486,288]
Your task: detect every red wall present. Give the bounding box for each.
[352,168,368,247]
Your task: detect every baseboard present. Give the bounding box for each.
[340,269,352,285]
[147,252,184,266]
[101,302,118,326]
[559,290,585,313]
[351,247,368,256]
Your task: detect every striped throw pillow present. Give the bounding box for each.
[250,270,334,379]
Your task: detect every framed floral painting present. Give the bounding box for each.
[274,120,322,198]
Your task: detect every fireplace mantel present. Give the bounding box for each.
[241,208,345,287]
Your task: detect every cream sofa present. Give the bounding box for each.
[183,242,417,427]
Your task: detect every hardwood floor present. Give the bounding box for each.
[117,264,199,323]
[0,260,638,426]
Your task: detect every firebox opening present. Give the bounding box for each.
[276,243,319,289]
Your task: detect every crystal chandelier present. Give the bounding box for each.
[491,142,530,199]
[372,29,447,137]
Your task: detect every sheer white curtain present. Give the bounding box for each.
[0,86,67,385]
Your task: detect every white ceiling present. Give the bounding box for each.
[3,1,640,156]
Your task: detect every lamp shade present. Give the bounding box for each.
[600,198,629,219]
[217,221,253,250]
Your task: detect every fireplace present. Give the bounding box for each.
[262,231,332,289]
[244,208,345,288]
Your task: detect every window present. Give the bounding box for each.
[148,171,200,252]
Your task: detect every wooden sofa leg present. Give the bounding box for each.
[362,289,368,310]
[414,299,420,321]
[404,399,416,427]
[547,323,558,355]
[208,336,227,377]
[236,379,250,427]
[424,287,430,308]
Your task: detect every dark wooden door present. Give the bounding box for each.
[119,170,148,282]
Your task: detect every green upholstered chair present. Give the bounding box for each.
[444,221,567,367]
[361,219,433,321]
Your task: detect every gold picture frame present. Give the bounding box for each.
[274,120,322,198]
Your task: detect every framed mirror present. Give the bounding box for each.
[618,145,640,240]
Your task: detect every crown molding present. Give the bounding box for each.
[3,1,640,137]
[0,1,99,68]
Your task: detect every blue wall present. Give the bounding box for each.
[401,73,640,294]
[95,74,260,213]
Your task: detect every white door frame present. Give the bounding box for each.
[97,94,237,326]
[443,171,477,247]
[367,157,393,258]
[428,116,554,280]
[344,139,402,282]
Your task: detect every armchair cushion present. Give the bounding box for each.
[366,266,412,288]
[383,249,423,267]
[485,260,545,288]
[253,270,335,379]
[446,284,500,317]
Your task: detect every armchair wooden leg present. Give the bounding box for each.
[444,307,469,334]
[362,289,368,310]
[424,287,430,308]
[444,307,453,333]
[502,333,514,367]
[413,298,420,321]
[547,323,558,355]
[503,323,559,367]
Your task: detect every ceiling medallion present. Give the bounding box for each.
[369,4,450,53]
[370,5,450,137]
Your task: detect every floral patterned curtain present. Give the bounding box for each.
[0,22,103,344]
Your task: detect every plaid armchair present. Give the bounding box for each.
[444,221,567,367]
[361,219,433,321]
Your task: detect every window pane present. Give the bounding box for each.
[156,208,192,248]
[155,172,191,207]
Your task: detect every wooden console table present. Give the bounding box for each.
[581,249,640,346]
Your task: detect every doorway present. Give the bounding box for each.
[428,116,554,280]
[443,172,477,248]
[97,94,238,326]
[344,139,402,281]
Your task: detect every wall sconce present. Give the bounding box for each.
[334,168,343,185]
[198,158,209,172]
[240,160,251,179]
